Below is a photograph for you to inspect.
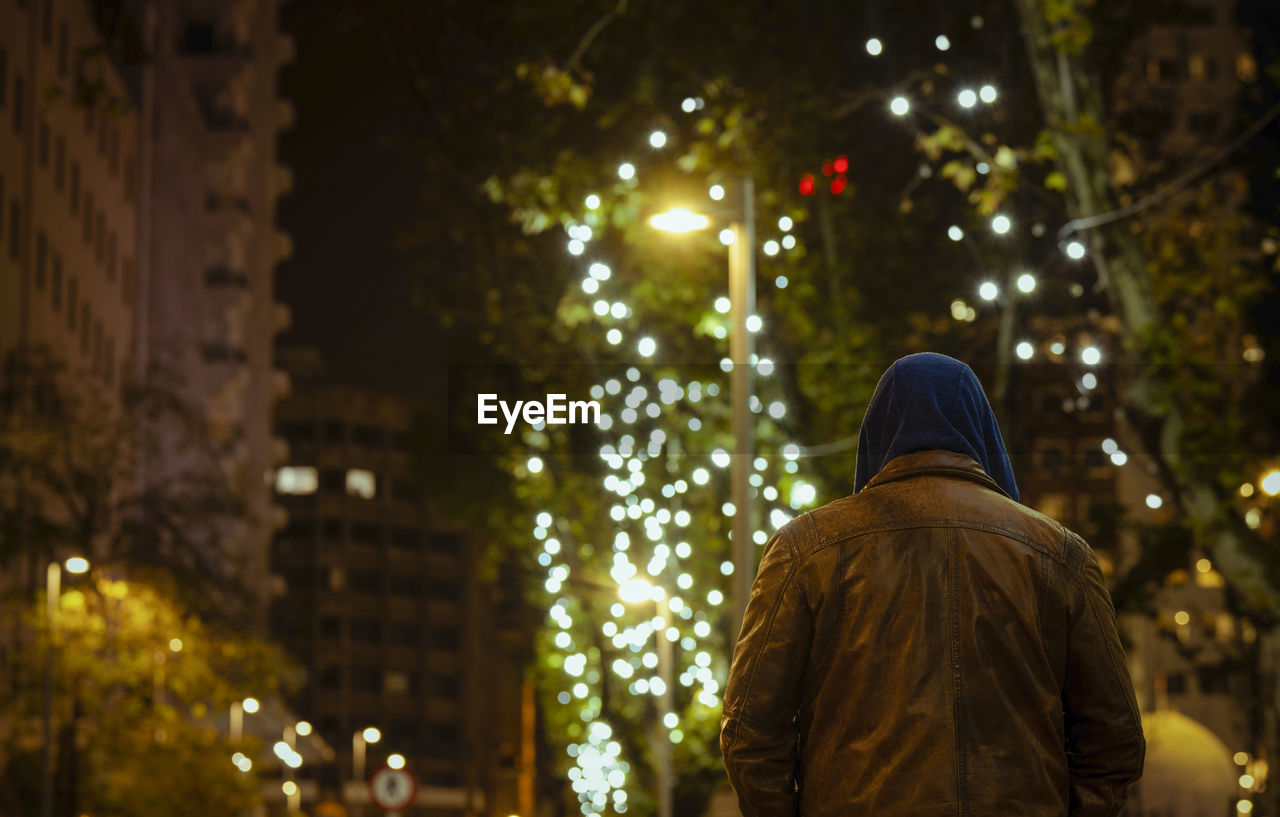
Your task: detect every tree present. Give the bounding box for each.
[0,347,294,815]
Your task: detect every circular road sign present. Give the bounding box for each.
[368,766,417,812]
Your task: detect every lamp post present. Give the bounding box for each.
[618,578,675,817]
[352,726,380,817]
[650,176,757,639]
[41,556,89,817]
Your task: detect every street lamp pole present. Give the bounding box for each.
[40,561,60,817]
[729,176,756,641]
[655,598,675,817]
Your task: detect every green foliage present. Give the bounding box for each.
[2,573,289,816]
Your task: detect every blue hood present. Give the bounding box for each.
[853,353,1019,501]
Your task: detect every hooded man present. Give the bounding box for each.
[720,352,1145,817]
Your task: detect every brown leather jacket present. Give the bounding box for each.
[721,450,1145,816]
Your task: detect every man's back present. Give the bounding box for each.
[720,355,1144,817]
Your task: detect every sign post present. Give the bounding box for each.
[368,766,417,816]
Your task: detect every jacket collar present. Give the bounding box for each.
[861,449,1013,500]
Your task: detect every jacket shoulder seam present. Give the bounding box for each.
[804,519,1069,567]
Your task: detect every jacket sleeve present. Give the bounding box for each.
[1062,535,1146,817]
[720,523,812,817]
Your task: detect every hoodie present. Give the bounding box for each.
[853,352,1019,501]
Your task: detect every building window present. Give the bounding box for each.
[94,211,104,261]
[350,522,381,545]
[390,575,420,596]
[38,121,50,166]
[35,232,47,289]
[276,465,318,495]
[350,619,381,643]
[12,73,22,133]
[109,127,119,174]
[0,46,7,106]
[319,666,341,689]
[429,581,460,602]
[121,257,133,305]
[322,419,344,444]
[66,276,77,328]
[391,526,420,549]
[54,135,64,188]
[69,161,80,212]
[41,0,53,44]
[390,623,419,645]
[1237,53,1258,82]
[51,253,62,308]
[106,230,116,281]
[349,570,380,594]
[352,424,384,447]
[428,533,461,554]
[384,671,415,695]
[82,191,93,242]
[97,118,107,156]
[80,304,90,355]
[92,320,102,372]
[319,468,344,493]
[105,337,114,385]
[346,468,377,499]
[57,22,68,77]
[321,517,343,539]
[320,617,341,639]
[7,201,18,260]
[123,156,135,202]
[351,668,380,692]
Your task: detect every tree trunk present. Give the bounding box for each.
[1012,0,1280,811]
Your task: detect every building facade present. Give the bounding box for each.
[270,363,531,816]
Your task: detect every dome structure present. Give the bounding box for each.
[1137,709,1240,817]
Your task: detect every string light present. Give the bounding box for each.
[958,89,977,108]
[866,38,883,56]
[890,96,910,116]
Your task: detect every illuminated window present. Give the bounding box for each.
[276,466,318,495]
[346,468,376,499]
[384,671,413,695]
[1237,53,1257,82]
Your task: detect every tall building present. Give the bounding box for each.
[137,0,295,619]
[270,351,532,816]
[0,0,141,385]
[0,0,293,618]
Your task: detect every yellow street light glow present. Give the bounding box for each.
[1196,558,1212,573]
[650,208,709,233]
[296,721,312,736]
[64,557,90,574]
[1236,751,1251,766]
[388,753,406,770]
[362,726,381,743]
[282,781,298,796]
[1174,610,1190,626]
[1238,799,1253,814]
[242,697,260,714]
[169,638,183,653]
[1241,774,1255,788]
[1261,470,1280,496]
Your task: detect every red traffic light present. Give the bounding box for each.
[833,155,849,174]
[799,174,815,195]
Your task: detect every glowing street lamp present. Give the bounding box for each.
[42,556,89,817]
[649,208,709,233]
[649,178,757,644]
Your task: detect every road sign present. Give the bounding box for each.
[368,766,417,813]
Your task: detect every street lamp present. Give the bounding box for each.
[230,696,258,743]
[352,726,381,817]
[42,556,90,817]
[650,176,757,641]
[619,578,676,817]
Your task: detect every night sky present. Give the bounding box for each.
[276,2,435,395]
